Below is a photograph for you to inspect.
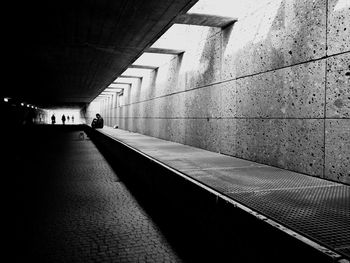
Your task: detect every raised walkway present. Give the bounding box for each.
[89,126,350,263]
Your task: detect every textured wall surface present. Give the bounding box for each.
[87,0,350,184]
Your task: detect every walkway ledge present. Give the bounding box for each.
[85,126,350,263]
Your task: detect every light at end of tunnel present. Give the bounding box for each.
[4,98,9,102]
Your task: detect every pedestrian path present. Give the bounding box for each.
[13,127,182,263]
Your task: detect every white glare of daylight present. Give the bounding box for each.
[122,68,152,77]
[105,88,123,92]
[151,24,211,71]
[109,83,130,88]
[46,108,82,124]
[114,77,140,87]
[253,0,282,43]
[133,53,175,68]
[151,24,206,51]
[334,0,350,11]
[188,0,272,19]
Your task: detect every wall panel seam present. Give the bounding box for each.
[119,51,350,107]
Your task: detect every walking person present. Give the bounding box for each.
[61,114,66,125]
[51,114,56,125]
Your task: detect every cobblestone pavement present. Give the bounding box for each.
[11,128,183,263]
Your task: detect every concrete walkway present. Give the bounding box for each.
[10,127,182,263]
[97,127,350,261]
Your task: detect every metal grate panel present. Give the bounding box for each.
[227,186,350,250]
[188,166,334,193]
[190,167,350,259]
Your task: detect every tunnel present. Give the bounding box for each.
[2,0,350,262]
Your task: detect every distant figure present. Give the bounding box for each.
[67,115,70,122]
[91,113,104,129]
[72,115,74,123]
[51,114,56,124]
[61,114,66,125]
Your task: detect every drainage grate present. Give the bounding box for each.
[188,166,335,192]
[190,167,350,259]
[227,186,350,253]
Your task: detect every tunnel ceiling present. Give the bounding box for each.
[3,0,197,107]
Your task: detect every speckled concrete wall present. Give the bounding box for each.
[87,0,349,185]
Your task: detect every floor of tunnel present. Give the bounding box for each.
[6,125,347,262]
[5,126,184,263]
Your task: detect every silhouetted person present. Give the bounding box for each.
[72,115,74,123]
[61,114,66,125]
[67,115,70,122]
[91,113,104,129]
[51,114,56,124]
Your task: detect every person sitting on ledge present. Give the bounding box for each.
[91,113,104,129]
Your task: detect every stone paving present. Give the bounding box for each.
[13,128,182,263]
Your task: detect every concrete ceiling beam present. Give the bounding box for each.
[174,13,238,28]
[104,88,124,92]
[144,47,185,55]
[128,64,158,70]
[119,75,143,79]
[111,82,132,86]
[101,91,118,95]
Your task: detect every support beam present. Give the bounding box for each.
[144,47,185,55]
[128,64,158,70]
[101,91,118,95]
[111,82,132,86]
[105,88,123,92]
[174,13,237,28]
[119,75,143,79]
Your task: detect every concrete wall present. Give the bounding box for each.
[87,0,350,185]
[83,101,101,125]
